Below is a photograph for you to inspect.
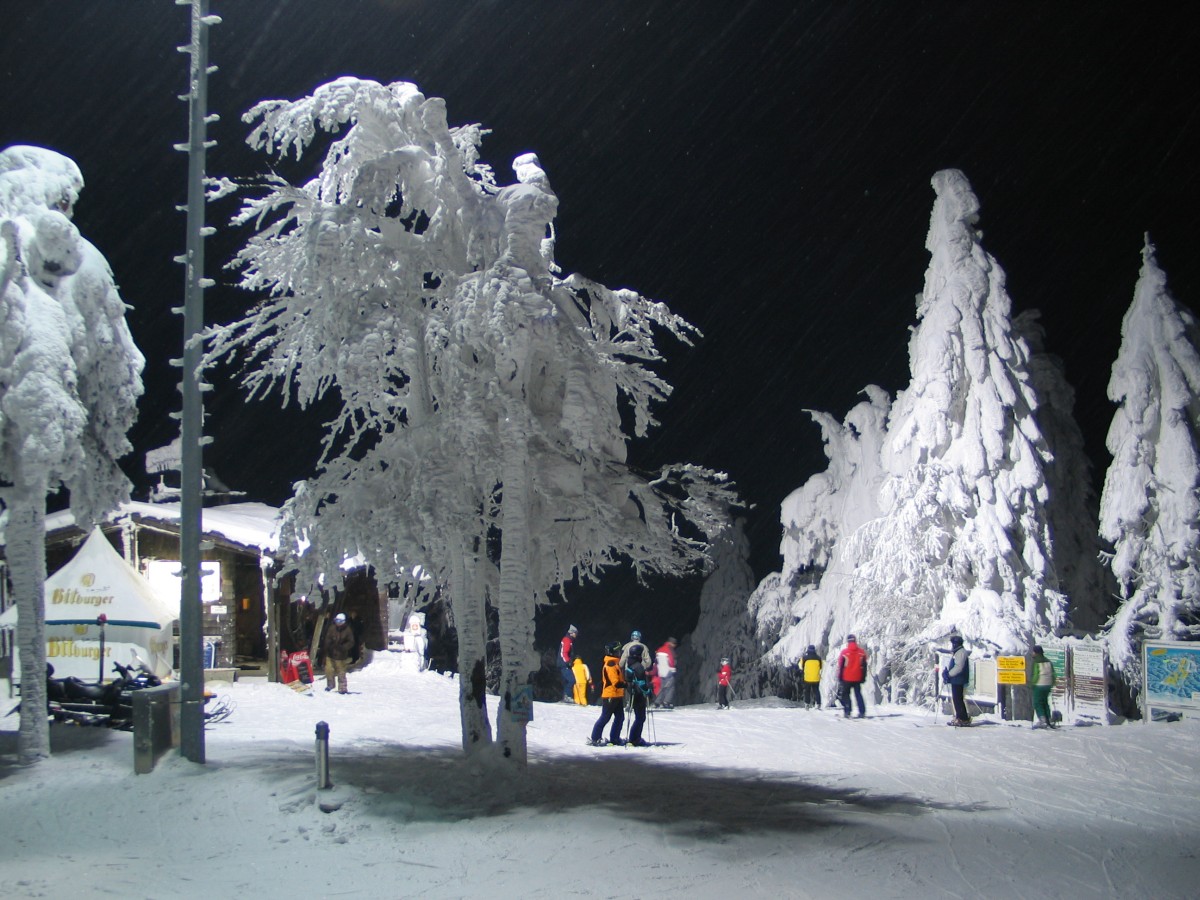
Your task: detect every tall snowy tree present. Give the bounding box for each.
[680,514,757,704]
[0,145,144,764]
[845,169,1065,700]
[1013,309,1114,633]
[210,79,735,763]
[748,173,1107,706]
[1100,237,1200,691]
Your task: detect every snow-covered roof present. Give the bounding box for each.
[39,501,285,556]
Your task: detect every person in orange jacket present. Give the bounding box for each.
[588,641,626,745]
[571,655,593,706]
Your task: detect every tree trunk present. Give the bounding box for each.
[452,537,492,754]
[8,491,49,765]
[495,414,535,765]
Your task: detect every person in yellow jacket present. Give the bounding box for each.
[800,645,822,709]
[588,642,626,745]
[571,656,593,705]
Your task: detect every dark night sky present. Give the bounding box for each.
[3,2,1199,648]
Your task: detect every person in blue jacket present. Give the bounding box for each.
[942,634,971,726]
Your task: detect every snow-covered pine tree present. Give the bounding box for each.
[746,386,890,700]
[1099,237,1200,695]
[680,515,757,704]
[0,145,144,764]
[211,79,735,763]
[846,169,1065,702]
[1013,310,1114,633]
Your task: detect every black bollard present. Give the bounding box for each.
[315,720,331,789]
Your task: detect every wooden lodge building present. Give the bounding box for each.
[1,501,388,684]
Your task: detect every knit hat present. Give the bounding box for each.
[334,613,347,624]
[950,634,963,646]
[568,625,578,635]
[846,634,857,642]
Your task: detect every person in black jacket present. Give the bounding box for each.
[323,613,356,694]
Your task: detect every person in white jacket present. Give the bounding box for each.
[654,637,678,709]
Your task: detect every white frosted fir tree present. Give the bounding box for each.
[845,169,1065,701]
[748,386,891,698]
[1013,309,1113,633]
[680,515,757,704]
[211,79,735,763]
[0,145,144,764]
[1100,237,1200,690]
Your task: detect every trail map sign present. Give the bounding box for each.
[1143,641,1200,721]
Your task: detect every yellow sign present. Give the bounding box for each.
[996,655,1026,684]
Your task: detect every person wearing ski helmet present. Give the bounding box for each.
[836,634,868,718]
[589,640,627,745]
[800,645,822,709]
[323,612,356,694]
[619,631,653,746]
[559,625,578,702]
[717,657,733,709]
[941,634,971,726]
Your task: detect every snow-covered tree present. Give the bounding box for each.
[1013,309,1113,633]
[680,514,757,704]
[747,386,890,697]
[210,79,735,763]
[846,169,1065,700]
[750,171,1084,706]
[1100,237,1200,690]
[0,145,144,764]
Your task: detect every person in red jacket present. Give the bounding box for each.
[654,637,677,709]
[836,633,868,718]
[716,657,733,709]
[559,625,578,701]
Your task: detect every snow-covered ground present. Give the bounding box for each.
[2,653,1197,899]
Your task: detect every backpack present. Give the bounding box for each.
[626,661,650,695]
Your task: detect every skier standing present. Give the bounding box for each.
[559,625,578,701]
[571,655,593,706]
[941,634,971,726]
[716,657,733,709]
[322,613,356,694]
[800,645,822,709]
[620,631,653,746]
[589,641,626,745]
[1028,644,1056,729]
[654,637,678,709]
[836,634,868,718]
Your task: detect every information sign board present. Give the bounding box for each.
[1143,641,1200,719]
[996,655,1026,685]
